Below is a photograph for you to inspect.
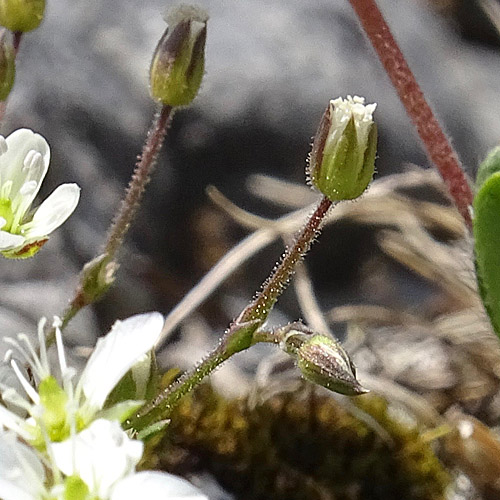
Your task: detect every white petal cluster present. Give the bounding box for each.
[0,128,80,258]
[0,420,208,500]
[325,95,377,155]
[0,312,206,500]
[0,312,165,443]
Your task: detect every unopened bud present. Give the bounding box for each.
[308,96,377,201]
[0,30,14,101]
[79,254,118,306]
[0,0,45,32]
[150,4,208,106]
[278,323,367,396]
[297,335,367,395]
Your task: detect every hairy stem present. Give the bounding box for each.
[348,0,473,227]
[46,105,174,345]
[0,31,22,126]
[105,104,173,257]
[127,196,333,432]
[236,196,333,324]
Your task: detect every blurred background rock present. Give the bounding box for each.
[3,1,500,498]
[1,0,499,361]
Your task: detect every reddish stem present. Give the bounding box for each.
[13,31,22,54]
[348,0,473,228]
[0,32,23,126]
[105,104,173,257]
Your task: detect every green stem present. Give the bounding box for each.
[46,105,174,346]
[237,196,333,324]
[126,196,333,432]
[126,326,245,430]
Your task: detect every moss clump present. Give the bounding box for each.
[152,384,449,500]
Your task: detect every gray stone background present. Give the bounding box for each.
[1,0,499,359]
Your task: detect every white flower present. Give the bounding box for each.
[0,421,208,500]
[0,128,80,258]
[52,419,143,499]
[0,312,165,445]
[52,419,208,500]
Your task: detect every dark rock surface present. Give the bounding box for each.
[1,0,499,348]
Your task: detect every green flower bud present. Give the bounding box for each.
[0,29,14,101]
[308,96,377,201]
[150,4,208,106]
[278,323,367,396]
[297,335,368,395]
[79,253,118,306]
[0,0,45,32]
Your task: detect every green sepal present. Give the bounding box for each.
[476,146,500,189]
[311,116,376,201]
[137,419,170,441]
[359,123,378,191]
[149,6,208,106]
[1,238,48,259]
[105,350,157,408]
[0,30,14,101]
[98,400,144,423]
[297,335,368,396]
[79,253,117,306]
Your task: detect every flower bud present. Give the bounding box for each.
[0,0,45,32]
[79,254,118,306]
[150,4,208,106]
[297,335,368,395]
[308,96,377,201]
[278,323,367,396]
[0,29,14,101]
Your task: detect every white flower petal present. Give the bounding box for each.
[0,479,37,500]
[111,471,208,500]
[0,129,50,206]
[80,312,164,411]
[0,431,46,499]
[23,183,80,239]
[0,230,24,250]
[0,405,33,441]
[52,419,143,499]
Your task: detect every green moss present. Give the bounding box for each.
[149,384,449,500]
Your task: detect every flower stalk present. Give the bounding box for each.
[104,105,173,258]
[55,5,210,339]
[237,195,333,324]
[46,105,173,341]
[127,95,377,432]
[127,196,334,431]
[348,0,473,227]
